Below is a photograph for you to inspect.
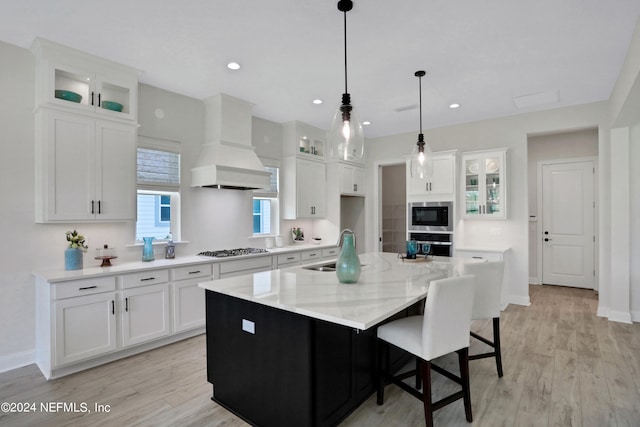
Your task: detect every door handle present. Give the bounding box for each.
[544,238,552,242]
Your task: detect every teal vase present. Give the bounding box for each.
[142,237,155,261]
[65,248,83,271]
[336,233,361,284]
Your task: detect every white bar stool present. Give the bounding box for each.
[462,260,505,377]
[376,275,476,427]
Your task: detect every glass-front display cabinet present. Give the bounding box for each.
[462,148,507,219]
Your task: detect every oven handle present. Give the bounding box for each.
[413,241,452,246]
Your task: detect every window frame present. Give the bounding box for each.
[252,159,280,237]
[136,136,181,242]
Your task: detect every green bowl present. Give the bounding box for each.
[54,90,82,103]
[102,101,123,112]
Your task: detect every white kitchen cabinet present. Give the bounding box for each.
[462,148,507,219]
[283,121,327,160]
[322,247,340,259]
[35,264,206,379]
[219,256,273,279]
[282,156,327,219]
[406,151,456,198]
[121,283,171,348]
[275,252,302,268]
[301,249,322,264]
[340,163,366,195]
[172,264,213,332]
[32,37,138,121]
[54,291,117,367]
[35,109,136,222]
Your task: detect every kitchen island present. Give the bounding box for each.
[199,252,474,427]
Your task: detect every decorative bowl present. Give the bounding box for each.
[54,90,82,103]
[102,100,123,112]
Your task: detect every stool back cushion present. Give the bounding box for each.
[462,261,505,320]
[422,275,476,361]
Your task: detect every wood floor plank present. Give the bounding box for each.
[2,285,640,426]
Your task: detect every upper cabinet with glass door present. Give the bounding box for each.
[462,148,507,219]
[283,121,327,161]
[32,38,139,122]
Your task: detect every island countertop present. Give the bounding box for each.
[198,252,477,330]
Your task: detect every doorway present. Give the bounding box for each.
[379,163,406,253]
[527,128,598,290]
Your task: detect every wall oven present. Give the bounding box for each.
[408,201,453,232]
[409,232,453,257]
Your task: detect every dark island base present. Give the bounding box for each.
[206,291,416,427]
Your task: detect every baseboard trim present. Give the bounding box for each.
[607,309,632,324]
[507,294,531,307]
[0,349,35,374]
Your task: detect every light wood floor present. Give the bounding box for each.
[2,285,640,427]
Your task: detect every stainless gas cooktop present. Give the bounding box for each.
[198,248,269,258]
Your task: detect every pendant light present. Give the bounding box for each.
[329,0,364,161]
[410,70,433,180]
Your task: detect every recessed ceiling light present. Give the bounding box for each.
[312,99,323,105]
[227,62,241,70]
[363,121,371,126]
[449,103,460,109]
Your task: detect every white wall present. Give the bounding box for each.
[363,102,609,308]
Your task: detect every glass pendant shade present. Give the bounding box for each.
[329,99,364,161]
[410,136,433,180]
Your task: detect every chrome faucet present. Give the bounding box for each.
[337,228,355,249]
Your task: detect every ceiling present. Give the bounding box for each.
[1,0,639,138]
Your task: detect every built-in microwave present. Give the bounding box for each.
[408,201,453,232]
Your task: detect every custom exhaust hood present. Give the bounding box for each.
[191,93,270,190]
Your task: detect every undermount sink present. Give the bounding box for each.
[303,262,364,272]
[303,262,337,272]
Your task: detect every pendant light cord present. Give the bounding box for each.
[343,9,348,94]
[418,74,422,133]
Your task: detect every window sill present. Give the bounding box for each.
[126,240,190,248]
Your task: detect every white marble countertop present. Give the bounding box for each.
[33,244,337,283]
[455,245,511,253]
[198,252,480,330]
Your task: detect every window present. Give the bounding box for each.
[253,164,279,236]
[136,136,181,241]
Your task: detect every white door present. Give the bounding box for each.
[541,161,595,288]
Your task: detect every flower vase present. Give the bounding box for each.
[336,233,361,284]
[142,237,155,262]
[64,248,83,271]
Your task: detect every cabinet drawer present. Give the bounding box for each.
[173,264,213,281]
[219,256,273,275]
[277,253,301,266]
[53,276,116,300]
[455,250,503,262]
[301,250,322,263]
[120,269,170,289]
[322,247,339,259]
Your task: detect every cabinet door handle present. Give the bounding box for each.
[98,200,102,214]
[140,277,155,282]
[98,93,101,107]
[91,200,95,214]
[353,184,357,192]
[309,253,317,257]
[287,256,295,260]
[111,300,115,315]
[188,270,201,275]
[78,285,97,291]
[125,297,129,312]
[91,91,95,106]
